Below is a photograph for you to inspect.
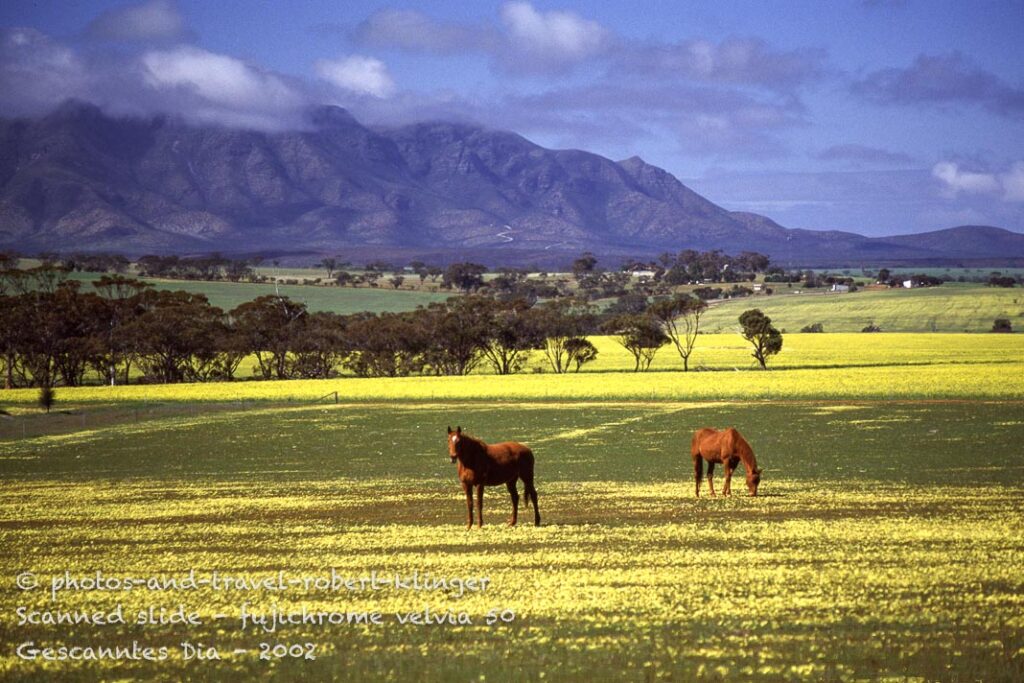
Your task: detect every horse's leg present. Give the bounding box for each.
[522,475,541,526]
[476,484,485,529]
[506,481,519,526]
[693,456,703,497]
[462,481,473,529]
[707,462,716,496]
[723,459,735,496]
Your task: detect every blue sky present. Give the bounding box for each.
[2,0,1023,236]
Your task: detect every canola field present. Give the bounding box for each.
[2,333,1023,681]
[2,333,1022,409]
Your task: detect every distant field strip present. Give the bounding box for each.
[66,272,451,314]
[3,362,1023,405]
[700,284,1024,332]
[583,332,1023,372]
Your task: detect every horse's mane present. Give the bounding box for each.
[457,432,489,460]
[733,430,758,470]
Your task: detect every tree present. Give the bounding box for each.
[343,312,427,377]
[319,257,338,279]
[38,385,55,413]
[119,292,225,383]
[420,298,492,375]
[571,253,598,280]
[800,323,824,333]
[992,318,1013,333]
[442,263,487,293]
[564,337,598,372]
[605,292,649,316]
[647,295,707,372]
[479,301,546,375]
[739,309,782,370]
[230,295,307,380]
[92,276,151,385]
[291,312,348,378]
[534,299,593,374]
[603,314,669,372]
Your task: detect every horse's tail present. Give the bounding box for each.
[520,446,536,490]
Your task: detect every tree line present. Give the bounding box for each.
[0,264,745,389]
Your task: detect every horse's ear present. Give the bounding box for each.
[456,426,462,435]
[447,426,452,434]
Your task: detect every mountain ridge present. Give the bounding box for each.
[1,102,1022,266]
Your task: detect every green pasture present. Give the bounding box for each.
[700,284,1024,333]
[1,400,1022,681]
[64,273,451,314]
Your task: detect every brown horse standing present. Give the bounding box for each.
[447,426,540,528]
[691,427,763,497]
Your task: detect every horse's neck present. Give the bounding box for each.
[737,437,757,471]
[459,438,488,469]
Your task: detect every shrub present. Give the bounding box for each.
[991,318,1013,333]
[800,323,824,333]
[38,386,55,413]
[862,323,882,333]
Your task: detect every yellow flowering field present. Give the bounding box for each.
[2,361,1022,408]
[582,332,1024,372]
[2,400,1023,681]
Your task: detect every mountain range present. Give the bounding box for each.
[1,101,1022,267]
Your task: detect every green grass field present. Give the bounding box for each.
[2,398,1022,681]
[63,273,452,314]
[700,284,1024,333]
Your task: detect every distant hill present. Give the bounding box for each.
[1,101,1022,266]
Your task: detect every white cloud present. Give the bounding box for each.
[931,161,1024,201]
[0,28,89,115]
[141,46,305,127]
[499,1,610,71]
[1000,162,1024,202]
[932,161,999,195]
[87,0,186,42]
[315,56,395,99]
[355,9,493,55]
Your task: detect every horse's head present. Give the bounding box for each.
[446,426,463,463]
[746,467,763,496]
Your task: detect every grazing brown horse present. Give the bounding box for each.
[446,426,540,528]
[691,427,763,497]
